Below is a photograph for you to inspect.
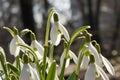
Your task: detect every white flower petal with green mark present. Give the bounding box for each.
[100,54,115,75]
[84,64,95,80]
[69,50,77,64]
[31,40,44,55]
[50,25,62,46]
[19,64,40,80]
[58,22,70,41]
[95,64,109,80]
[87,43,101,66]
[31,40,44,59]
[9,35,24,57]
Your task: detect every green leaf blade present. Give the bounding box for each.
[46,61,56,80]
[67,71,78,80]
[7,62,20,77]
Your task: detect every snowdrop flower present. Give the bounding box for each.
[100,54,115,75]
[60,49,77,68]
[50,14,70,46]
[31,40,44,60]
[85,63,109,80]
[9,35,24,57]
[86,42,101,66]
[19,64,40,80]
[81,55,90,69]
[94,43,115,76]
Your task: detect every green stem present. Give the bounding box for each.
[49,44,54,60]
[59,58,66,80]
[15,55,21,71]
[75,51,84,79]
[43,45,48,79]
[44,8,56,46]
[43,8,56,79]
[59,45,70,80]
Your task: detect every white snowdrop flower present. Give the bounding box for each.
[50,22,70,46]
[85,63,109,80]
[9,35,24,57]
[86,42,101,66]
[81,55,90,69]
[31,40,44,60]
[100,54,115,75]
[84,63,96,80]
[60,49,77,68]
[19,64,40,80]
[95,64,109,80]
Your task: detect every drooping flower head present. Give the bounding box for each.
[19,54,40,80]
[60,49,77,68]
[30,32,44,60]
[50,13,70,46]
[84,55,109,80]
[9,35,25,57]
[19,64,40,80]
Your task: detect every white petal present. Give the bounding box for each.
[17,35,25,44]
[84,64,95,80]
[101,55,115,75]
[60,50,65,68]
[0,62,3,70]
[19,64,31,80]
[81,56,89,69]
[66,59,70,68]
[35,51,43,60]
[96,64,109,80]
[69,50,77,64]
[9,36,20,57]
[87,43,101,66]
[19,64,40,80]
[50,26,61,46]
[58,22,70,41]
[60,49,70,68]
[31,40,44,56]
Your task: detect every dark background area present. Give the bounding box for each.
[0,0,120,79]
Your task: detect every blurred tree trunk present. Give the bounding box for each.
[110,0,120,53]
[87,0,101,44]
[19,0,35,43]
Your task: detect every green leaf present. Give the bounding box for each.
[20,29,30,37]
[0,47,8,77]
[46,61,56,80]
[3,27,14,37]
[67,71,77,80]
[10,74,18,80]
[69,26,90,45]
[7,62,20,77]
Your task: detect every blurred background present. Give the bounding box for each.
[0,0,120,80]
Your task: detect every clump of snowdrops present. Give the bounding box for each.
[0,8,115,80]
